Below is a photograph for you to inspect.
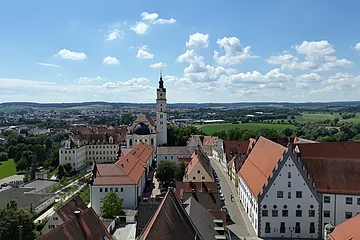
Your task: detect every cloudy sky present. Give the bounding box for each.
[1,0,360,103]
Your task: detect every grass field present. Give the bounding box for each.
[0,159,17,179]
[296,113,360,123]
[196,123,295,135]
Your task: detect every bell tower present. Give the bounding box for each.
[156,70,167,146]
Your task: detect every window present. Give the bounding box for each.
[346,197,353,204]
[165,156,167,159]
[282,210,288,217]
[358,198,360,205]
[288,192,291,199]
[324,196,330,203]
[345,212,352,219]
[262,210,268,217]
[193,177,196,180]
[288,172,291,178]
[277,191,283,198]
[197,170,200,174]
[309,210,315,217]
[280,222,285,233]
[309,222,315,234]
[324,210,330,218]
[288,181,291,187]
[296,191,302,198]
[100,188,102,192]
[171,156,173,159]
[296,210,302,217]
[110,188,113,192]
[69,156,71,160]
[105,188,108,192]
[202,176,205,180]
[65,156,67,160]
[265,222,270,233]
[121,188,124,192]
[115,188,118,192]
[53,217,58,220]
[272,210,278,217]
[295,222,301,233]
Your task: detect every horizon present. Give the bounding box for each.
[1,0,360,102]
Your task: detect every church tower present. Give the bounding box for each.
[156,71,167,146]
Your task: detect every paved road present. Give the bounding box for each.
[210,157,261,240]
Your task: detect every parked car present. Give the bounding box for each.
[221,207,231,220]
[1,183,8,187]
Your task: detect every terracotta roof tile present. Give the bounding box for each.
[175,181,218,199]
[329,214,360,240]
[203,136,217,147]
[36,207,113,240]
[239,137,286,199]
[224,140,250,162]
[57,196,88,222]
[296,142,360,159]
[185,148,213,181]
[139,190,200,240]
[92,164,135,186]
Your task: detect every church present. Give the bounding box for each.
[126,72,168,152]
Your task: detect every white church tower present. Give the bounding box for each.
[156,71,167,146]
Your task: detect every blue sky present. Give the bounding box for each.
[0,0,360,103]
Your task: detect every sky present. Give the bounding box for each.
[1,0,360,103]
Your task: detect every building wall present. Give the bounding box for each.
[85,144,119,163]
[202,145,213,156]
[157,153,191,164]
[321,193,360,233]
[238,175,258,233]
[259,156,320,239]
[126,133,157,157]
[41,212,64,234]
[184,162,213,183]
[35,196,56,214]
[91,185,137,215]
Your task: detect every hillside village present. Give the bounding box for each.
[0,75,359,240]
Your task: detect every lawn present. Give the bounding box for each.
[196,123,295,135]
[295,113,360,123]
[0,159,17,179]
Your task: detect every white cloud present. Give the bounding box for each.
[150,62,167,68]
[131,22,150,35]
[37,63,61,67]
[355,42,360,51]
[103,77,153,92]
[176,50,204,64]
[296,73,321,82]
[106,28,124,41]
[213,37,258,66]
[311,73,360,94]
[131,12,176,35]
[58,49,87,60]
[103,56,120,65]
[78,76,102,84]
[57,73,62,76]
[267,40,353,72]
[137,45,154,59]
[224,68,293,85]
[186,32,209,48]
[296,82,309,89]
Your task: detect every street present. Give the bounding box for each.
[210,157,261,240]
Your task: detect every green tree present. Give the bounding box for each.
[281,128,293,137]
[155,160,177,186]
[0,200,36,240]
[57,165,66,180]
[120,114,135,125]
[16,157,29,172]
[0,152,8,162]
[63,163,73,175]
[175,162,186,181]
[101,191,123,219]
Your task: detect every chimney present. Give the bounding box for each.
[74,210,81,218]
[121,164,124,167]
[194,149,198,155]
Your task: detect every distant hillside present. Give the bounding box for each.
[1,101,360,111]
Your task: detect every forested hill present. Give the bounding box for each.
[1,101,360,110]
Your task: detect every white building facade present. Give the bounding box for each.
[156,146,191,164]
[156,72,167,146]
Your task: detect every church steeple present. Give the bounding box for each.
[159,70,164,89]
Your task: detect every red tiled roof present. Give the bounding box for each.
[329,214,360,240]
[175,181,218,199]
[130,142,153,164]
[239,137,286,199]
[57,196,88,222]
[296,142,360,159]
[92,164,135,186]
[178,157,192,166]
[139,190,199,240]
[224,140,250,162]
[203,136,217,147]
[36,207,113,240]
[293,137,318,144]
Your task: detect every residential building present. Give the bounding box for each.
[221,140,251,172]
[238,137,320,239]
[327,214,360,240]
[90,142,153,214]
[156,146,191,163]
[41,196,88,234]
[36,207,113,240]
[227,155,244,188]
[183,148,213,183]
[187,135,217,156]
[212,138,223,160]
[0,188,55,214]
[22,179,58,193]
[136,197,163,238]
